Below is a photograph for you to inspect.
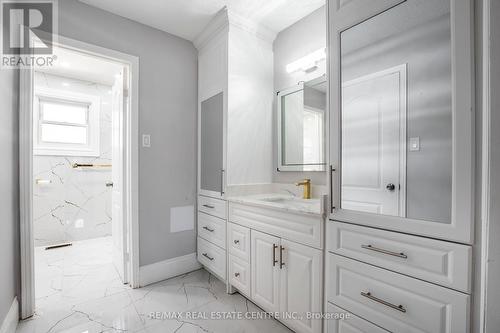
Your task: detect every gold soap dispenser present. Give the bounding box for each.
[295,179,311,199]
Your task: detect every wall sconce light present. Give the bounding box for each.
[286,48,326,74]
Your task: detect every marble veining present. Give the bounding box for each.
[227,193,324,216]
[33,72,113,246]
[18,237,293,333]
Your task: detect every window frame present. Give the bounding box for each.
[33,87,101,157]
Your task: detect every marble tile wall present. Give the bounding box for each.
[33,72,113,246]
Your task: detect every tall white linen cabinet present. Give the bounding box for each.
[325,0,475,332]
[193,7,274,282]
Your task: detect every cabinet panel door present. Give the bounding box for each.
[326,303,389,333]
[280,239,323,333]
[199,92,224,198]
[251,230,280,313]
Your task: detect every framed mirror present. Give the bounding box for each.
[277,75,327,172]
[329,0,474,243]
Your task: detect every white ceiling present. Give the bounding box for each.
[36,45,123,86]
[78,0,325,41]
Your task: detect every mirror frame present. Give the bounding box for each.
[277,75,327,172]
[328,0,474,244]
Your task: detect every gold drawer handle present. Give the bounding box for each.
[233,239,240,244]
[361,245,408,259]
[202,226,215,232]
[361,291,407,313]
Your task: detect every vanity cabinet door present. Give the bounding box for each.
[199,92,224,198]
[251,230,280,313]
[280,239,323,333]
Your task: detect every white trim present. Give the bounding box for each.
[193,6,277,50]
[0,298,19,333]
[139,253,202,287]
[19,34,140,318]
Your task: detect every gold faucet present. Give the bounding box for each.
[295,179,311,199]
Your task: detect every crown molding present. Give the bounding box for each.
[226,9,277,44]
[193,6,277,50]
[193,7,229,50]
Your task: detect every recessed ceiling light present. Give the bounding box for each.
[62,82,70,87]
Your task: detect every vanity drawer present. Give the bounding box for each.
[227,222,250,261]
[228,254,250,297]
[327,222,472,293]
[197,237,226,281]
[198,195,226,219]
[326,303,389,333]
[198,212,226,249]
[229,202,323,249]
[327,254,469,333]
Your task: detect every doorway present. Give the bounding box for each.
[19,36,139,319]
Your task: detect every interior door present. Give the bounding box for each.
[341,66,406,216]
[111,67,128,283]
[279,239,322,333]
[199,92,224,198]
[251,230,280,313]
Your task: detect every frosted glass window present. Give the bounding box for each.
[40,124,87,144]
[41,101,88,125]
[34,90,100,156]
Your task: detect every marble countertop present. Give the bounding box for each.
[227,193,324,216]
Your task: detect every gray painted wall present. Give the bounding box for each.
[57,0,198,266]
[273,6,327,185]
[0,69,20,323]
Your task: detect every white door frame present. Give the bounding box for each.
[19,34,140,319]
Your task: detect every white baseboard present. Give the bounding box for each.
[139,253,201,287]
[0,297,18,333]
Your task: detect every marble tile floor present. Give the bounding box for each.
[17,237,293,333]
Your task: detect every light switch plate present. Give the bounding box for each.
[409,137,420,151]
[142,134,151,147]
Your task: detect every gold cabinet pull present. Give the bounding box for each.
[361,292,407,313]
[233,239,240,245]
[361,245,408,259]
[234,272,240,277]
[202,204,215,209]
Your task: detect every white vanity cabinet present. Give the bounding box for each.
[251,230,323,333]
[228,201,324,333]
[325,0,475,332]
